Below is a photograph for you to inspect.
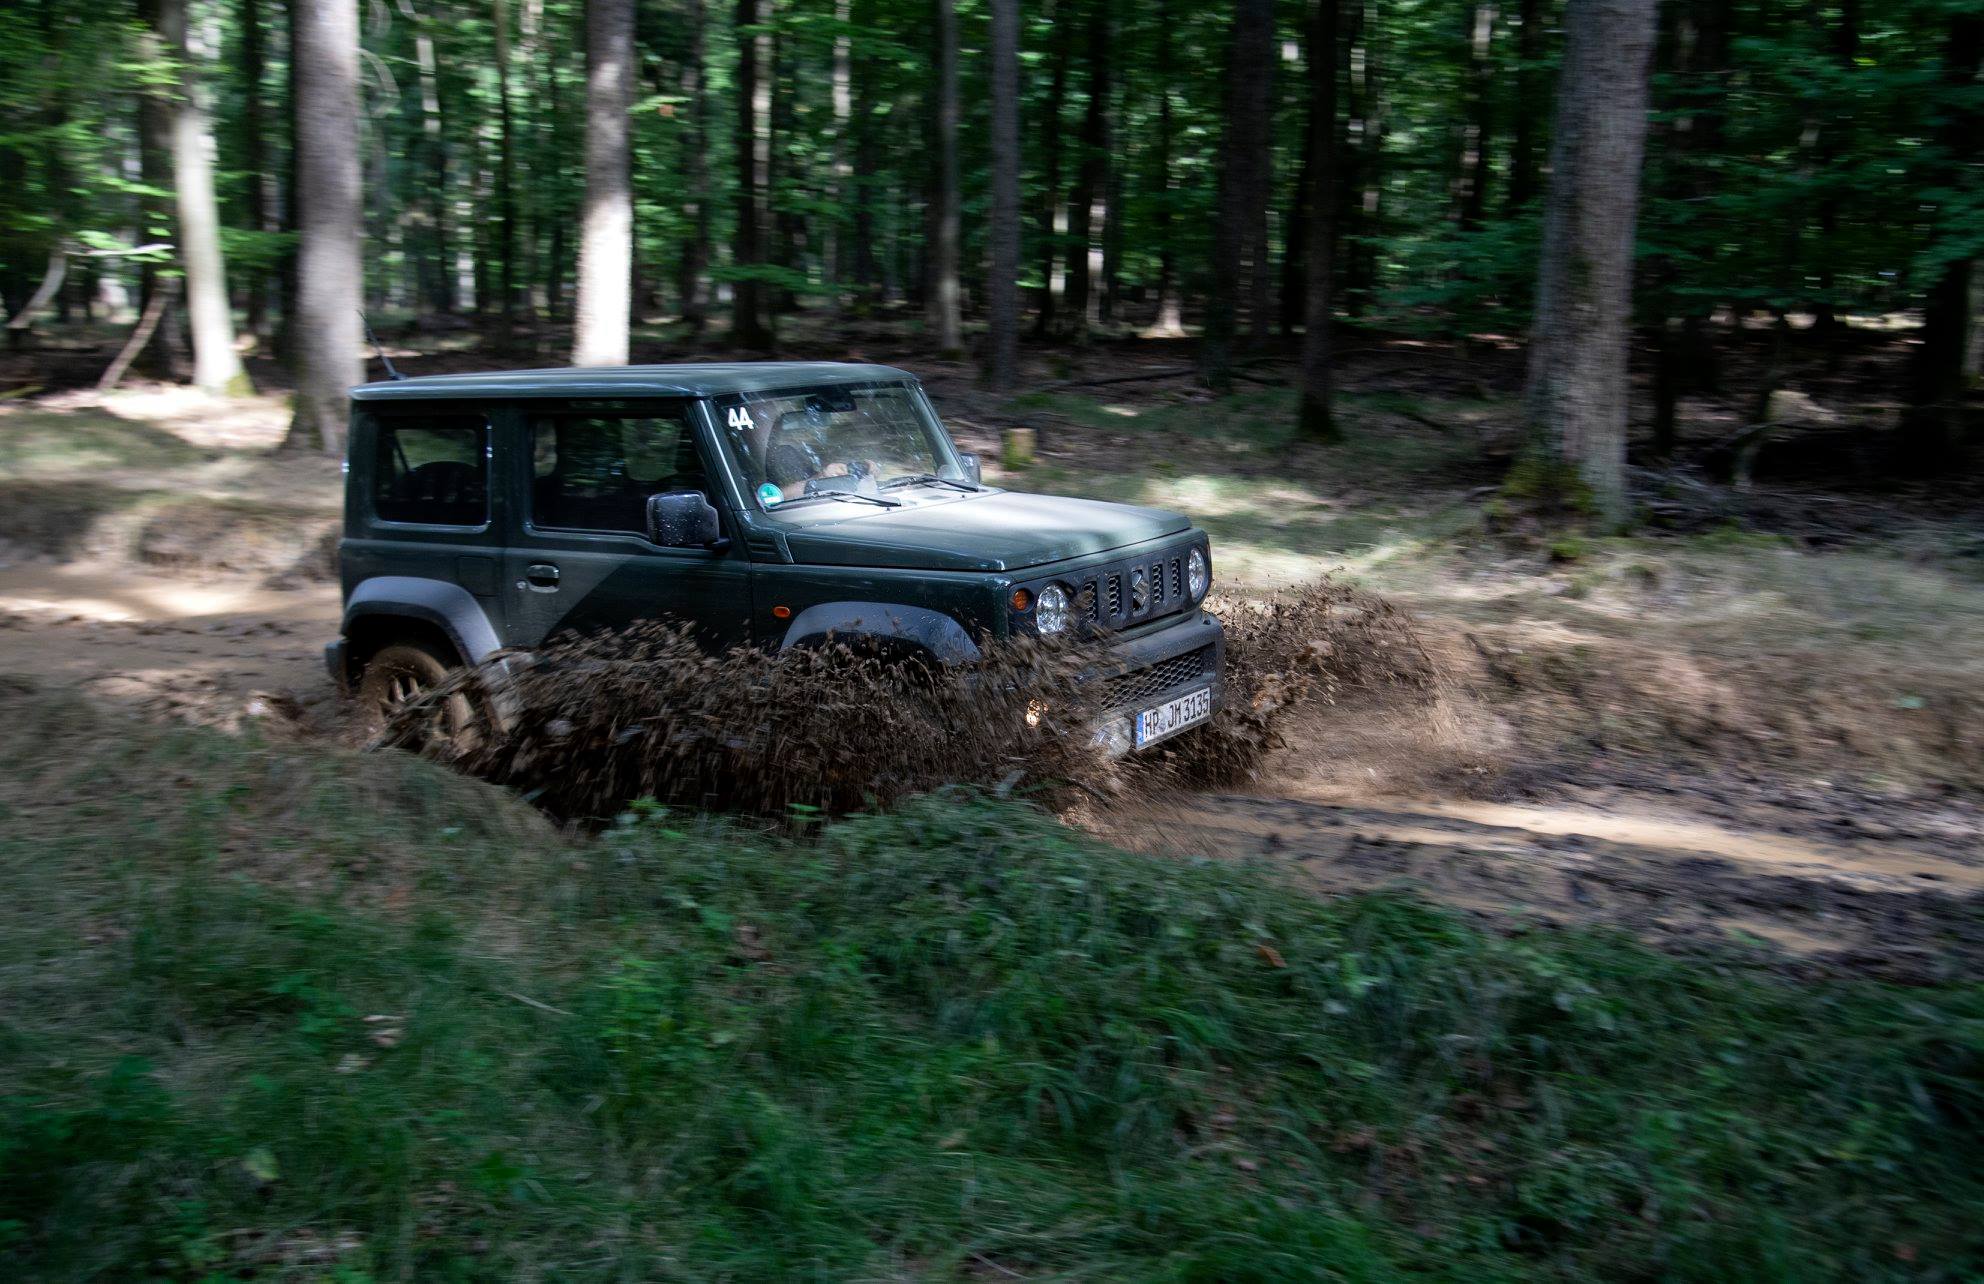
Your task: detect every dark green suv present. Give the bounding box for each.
[328,363,1224,754]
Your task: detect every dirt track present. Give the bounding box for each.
[5,557,1980,979]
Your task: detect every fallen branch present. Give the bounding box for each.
[96,279,177,393]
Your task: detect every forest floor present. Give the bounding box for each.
[2,319,1981,981]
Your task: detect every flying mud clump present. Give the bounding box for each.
[1124,579,1439,790]
[386,577,1435,819]
[388,622,1113,821]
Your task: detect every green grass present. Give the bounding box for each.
[2,686,1981,1279]
[0,407,212,476]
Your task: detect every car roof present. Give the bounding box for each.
[349,361,916,403]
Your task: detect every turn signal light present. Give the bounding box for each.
[772,604,792,620]
[1010,588,1032,612]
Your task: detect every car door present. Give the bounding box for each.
[499,401,754,651]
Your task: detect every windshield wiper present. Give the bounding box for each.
[779,489,902,509]
[880,472,981,493]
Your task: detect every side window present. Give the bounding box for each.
[373,415,489,526]
[530,411,707,535]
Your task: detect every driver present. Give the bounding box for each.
[764,411,876,500]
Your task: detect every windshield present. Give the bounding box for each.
[712,382,966,512]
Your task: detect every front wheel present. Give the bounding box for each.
[357,639,484,756]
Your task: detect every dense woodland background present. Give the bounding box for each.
[1,0,1980,522]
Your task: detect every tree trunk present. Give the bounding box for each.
[677,0,710,333]
[407,1,452,316]
[1201,0,1275,387]
[277,0,300,357]
[732,0,773,349]
[927,0,963,352]
[1032,7,1072,338]
[1148,0,1184,337]
[152,0,245,394]
[1299,0,1342,441]
[823,0,852,317]
[1338,0,1381,313]
[985,0,1021,391]
[1520,0,1658,529]
[240,0,275,338]
[573,0,633,365]
[1457,2,1496,230]
[1064,0,1110,338]
[1506,0,1543,211]
[494,0,519,333]
[285,0,363,453]
[1902,14,1983,464]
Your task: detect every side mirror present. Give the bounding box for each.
[957,453,982,488]
[646,490,726,550]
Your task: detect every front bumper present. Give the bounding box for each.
[1089,609,1225,755]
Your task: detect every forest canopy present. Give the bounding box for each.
[0,0,1979,496]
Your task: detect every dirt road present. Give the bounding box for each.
[5,557,1979,978]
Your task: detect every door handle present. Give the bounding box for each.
[523,562,561,592]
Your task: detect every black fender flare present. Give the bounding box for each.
[778,601,981,665]
[341,576,503,667]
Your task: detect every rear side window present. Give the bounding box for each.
[374,416,489,526]
[530,409,705,535]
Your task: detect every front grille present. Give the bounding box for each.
[1104,644,1214,709]
[1070,542,1201,633]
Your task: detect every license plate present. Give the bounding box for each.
[1134,686,1213,749]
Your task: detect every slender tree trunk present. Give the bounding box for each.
[494,0,519,333]
[1812,0,1858,345]
[574,0,633,364]
[927,0,963,352]
[1282,32,1322,338]
[1902,14,1983,464]
[277,0,299,357]
[1299,0,1342,441]
[677,0,710,333]
[732,0,773,349]
[285,0,363,453]
[1507,0,1543,211]
[849,0,879,304]
[823,0,852,316]
[240,0,275,338]
[1201,0,1275,387]
[768,25,800,313]
[1457,2,1497,230]
[135,18,185,380]
[1148,0,1184,337]
[1520,0,1658,528]
[1064,0,1110,338]
[152,0,245,393]
[985,0,1021,391]
[406,2,452,315]
[1032,8,1072,338]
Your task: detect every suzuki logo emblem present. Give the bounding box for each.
[1130,566,1149,611]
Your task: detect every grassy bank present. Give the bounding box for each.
[1,685,1980,1280]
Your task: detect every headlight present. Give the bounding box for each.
[1035,583,1071,634]
[1186,548,1209,600]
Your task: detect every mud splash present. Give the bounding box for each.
[392,579,1435,821]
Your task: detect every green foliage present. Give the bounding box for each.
[2,700,1982,1278]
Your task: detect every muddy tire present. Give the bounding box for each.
[357,639,484,756]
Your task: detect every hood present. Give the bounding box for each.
[780,490,1192,572]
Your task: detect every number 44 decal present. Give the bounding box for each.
[726,406,754,430]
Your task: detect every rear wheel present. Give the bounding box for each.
[357,639,484,755]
